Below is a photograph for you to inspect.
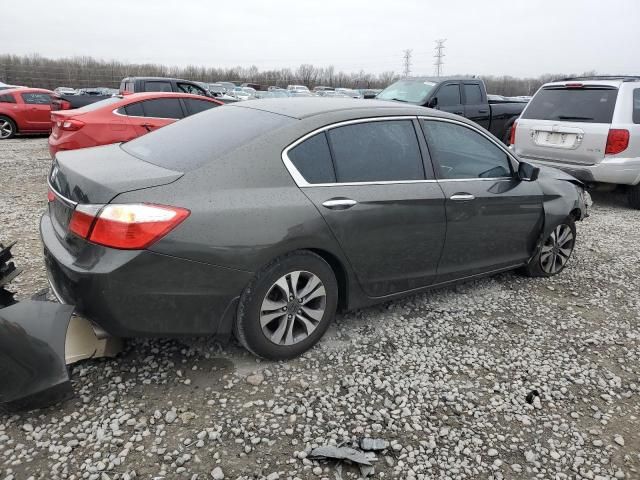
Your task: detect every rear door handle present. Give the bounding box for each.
[450,193,475,201]
[322,198,357,210]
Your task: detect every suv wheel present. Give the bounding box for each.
[523,219,576,277]
[627,185,640,209]
[0,116,16,139]
[235,251,338,360]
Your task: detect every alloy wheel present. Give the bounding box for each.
[540,224,574,274]
[0,120,13,139]
[260,270,327,346]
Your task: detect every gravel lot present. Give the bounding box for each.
[1,138,639,480]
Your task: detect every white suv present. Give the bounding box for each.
[512,76,640,208]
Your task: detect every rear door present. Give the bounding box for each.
[285,118,447,297]
[124,98,184,135]
[432,82,464,116]
[20,92,52,130]
[421,118,544,281]
[515,84,618,165]
[462,82,490,129]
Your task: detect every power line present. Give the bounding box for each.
[434,39,446,77]
[402,49,413,78]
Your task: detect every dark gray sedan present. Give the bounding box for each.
[42,98,588,360]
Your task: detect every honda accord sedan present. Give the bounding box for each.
[42,98,588,360]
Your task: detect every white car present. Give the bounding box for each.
[513,76,640,208]
[287,85,310,93]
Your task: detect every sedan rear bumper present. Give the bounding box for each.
[41,212,252,338]
[519,155,640,186]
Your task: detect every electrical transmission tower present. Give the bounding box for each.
[402,49,413,78]
[434,39,446,77]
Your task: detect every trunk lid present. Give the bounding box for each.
[514,85,618,166]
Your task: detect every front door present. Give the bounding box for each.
[420,119,544,282]
[284,118,447,297]
[430,82,464,116]
[20,92,52,131]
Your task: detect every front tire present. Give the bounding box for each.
[0,116,16,139]
[235,251,338,360]
[523,219,576,277]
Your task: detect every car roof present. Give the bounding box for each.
[400,76,478,83]
[2,87,52,94]
[229,97,453,120]
[542,79,637,88]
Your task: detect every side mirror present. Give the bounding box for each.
[427,97,438,108]
[518,162,540,182]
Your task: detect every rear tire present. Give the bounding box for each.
[0,116,16,139]
[627,185,640,209]
[234,251,338,360]
[522,218,576,277]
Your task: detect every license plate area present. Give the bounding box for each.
[534,131,578,149]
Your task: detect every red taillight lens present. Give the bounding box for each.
[59,119,84,131]
[605,129,629,155]
[69,204,190,250]
[508,121,517,145]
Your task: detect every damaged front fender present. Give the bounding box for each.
[0,300,75,409]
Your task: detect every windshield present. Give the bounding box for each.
[377,80,436,104]
[522,87,618,123]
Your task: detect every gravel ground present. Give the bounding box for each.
[1,137,639,480]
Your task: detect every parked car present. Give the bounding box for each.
[51,87,116,111]
[48,92,222,156]
[43,98,588,360]
[313,86,334,92]
[0,88,53,139]
[378,77,526,143]
[512,76,640,208]
[287,85,310,93]
[54,87,78,96]
[119,77,211,97]
[335,88,362,99]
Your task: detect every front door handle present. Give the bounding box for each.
[322,198,357,210]
[450,193,475,201]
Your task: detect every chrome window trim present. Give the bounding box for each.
[112,107,179,121]
[47,178,78,207]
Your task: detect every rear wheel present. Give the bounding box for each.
[627,185,640,209]
[234,251,338,360]
[0,116,16,139]
[523,219,576,277]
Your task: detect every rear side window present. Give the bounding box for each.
[463,84,483,104]
[21,93,51,105]
[0,94,15,103]
[287,132,336,184]
[122,105,293,172]
[327,120,424,183]
[121,102,144,116]
[143,81,173,93]
[184,98,219,116]
[522,87,618,123]
[140,98,184,119]
[436,84,461,106]
[633,89,640,124]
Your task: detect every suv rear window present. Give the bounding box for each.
[122,105,292,172]
[522,86,618,123]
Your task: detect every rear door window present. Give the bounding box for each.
[184,98,219,116]
[463,83,483,104]
[522,87,618,123]
[287,132,336,184]
[141,98,184,119]
[327,120,424,183]
[143,81,173,93]
[21,93,51,105]
[436,84,461,107]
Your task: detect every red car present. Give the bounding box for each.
[0,88,53,139]
[48,92,223,157]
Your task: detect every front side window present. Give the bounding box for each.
[327,120,424,183]
[140,98,183,119]
[0,94,15,103]
[422,120,512,179]
[143,81,173,93]
[21,93,51,105]
[436,84,461,106]
[463,83,483,104]
[178,83,207,96]
[287,132,335,184]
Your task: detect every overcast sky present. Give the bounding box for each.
[2,0,638,77]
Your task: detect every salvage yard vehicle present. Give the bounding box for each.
[0,87,54,139]
[512,76,640,208]
[377,77,525,144]
[42,98,588,363]
[48,92,223,156]
[119,76,211,97]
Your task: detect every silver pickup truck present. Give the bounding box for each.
[512,76,640,208]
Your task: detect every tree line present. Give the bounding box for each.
[0,53,595,96]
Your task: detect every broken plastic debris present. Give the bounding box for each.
[309,445,372,466]
[359,437,389,451]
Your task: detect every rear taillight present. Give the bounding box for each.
[69,203,190,250]
[508,121,517,145]
[605,129,629,155]
[58,119,85,131]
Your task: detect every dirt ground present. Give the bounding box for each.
[1,137,639,480]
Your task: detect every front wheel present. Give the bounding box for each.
[0,116,16,139]
[523,219,576,277]
[234,251,338,360]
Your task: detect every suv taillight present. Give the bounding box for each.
[605,129,629,155]
[69,203,190,249]
[508,121,517,145]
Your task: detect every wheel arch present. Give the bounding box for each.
[307,247,349,312]
[0,113,18,134]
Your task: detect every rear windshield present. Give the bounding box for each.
[522,87,618,123]
[72,96,121,113]
[122,105,293,171]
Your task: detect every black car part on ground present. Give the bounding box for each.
[0,241,21,307]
